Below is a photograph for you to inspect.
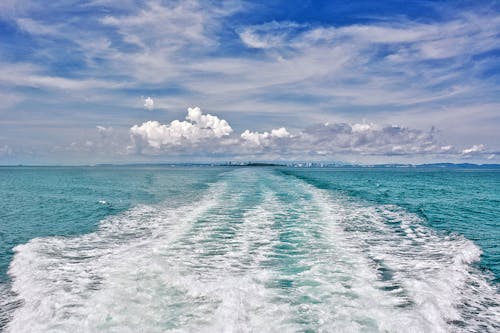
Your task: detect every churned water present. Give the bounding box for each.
[0,166,499,332]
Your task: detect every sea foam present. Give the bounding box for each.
[5,168,500,332]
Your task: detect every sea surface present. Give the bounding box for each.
[0,166,499,332]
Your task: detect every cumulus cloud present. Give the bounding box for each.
[240,127,292,147]
[143,97,154,110]
[130,107,233,150]
[351,123,375,133]
[127,107,494,160]
[461,144,485,155]
[298,122,444,156]
[185,107,233,138]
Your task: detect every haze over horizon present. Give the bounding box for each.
[1,0,499,164]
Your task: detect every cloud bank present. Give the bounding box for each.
[127,107,492,160]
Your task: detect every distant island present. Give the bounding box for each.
[222,162,500,169]
[2,162,499,169]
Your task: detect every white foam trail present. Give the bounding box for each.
[256,177,406,332]
[5,169,500,332]
[149,170,299,332]
[300,182,500,332]
[7,182,226,333]
[6,170,299,332]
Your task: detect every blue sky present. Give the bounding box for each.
[0,0,499,164]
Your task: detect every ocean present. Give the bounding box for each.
[0,166,498,332]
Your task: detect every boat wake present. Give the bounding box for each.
[3,169,499,332]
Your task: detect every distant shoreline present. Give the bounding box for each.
[1,162,499,169]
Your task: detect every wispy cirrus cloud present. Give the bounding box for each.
[0,0,498,163]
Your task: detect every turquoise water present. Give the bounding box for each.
[282,168,500,282]
[0,166,499,332]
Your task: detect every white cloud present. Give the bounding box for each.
[185,107,233,137]
[6,2,500,112]
[239,30,273,49]
[352,123,375,133]
[16,17,61,36]
[100,0,215,49]
[130,107,233,149]
[0,62,124,91]
[271,127,291,138]
[143,97,154,110]
[240,127,291,147]
[1,1,499,162]
[127,108,493,159]
[461,144,485,155]
[238,21,303,49]
[34,106,493,163]
[298,122,443,156]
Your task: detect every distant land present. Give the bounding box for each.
[2,162,500,169]
[236,162,500,169]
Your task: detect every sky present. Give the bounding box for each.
[0,0,499,164]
